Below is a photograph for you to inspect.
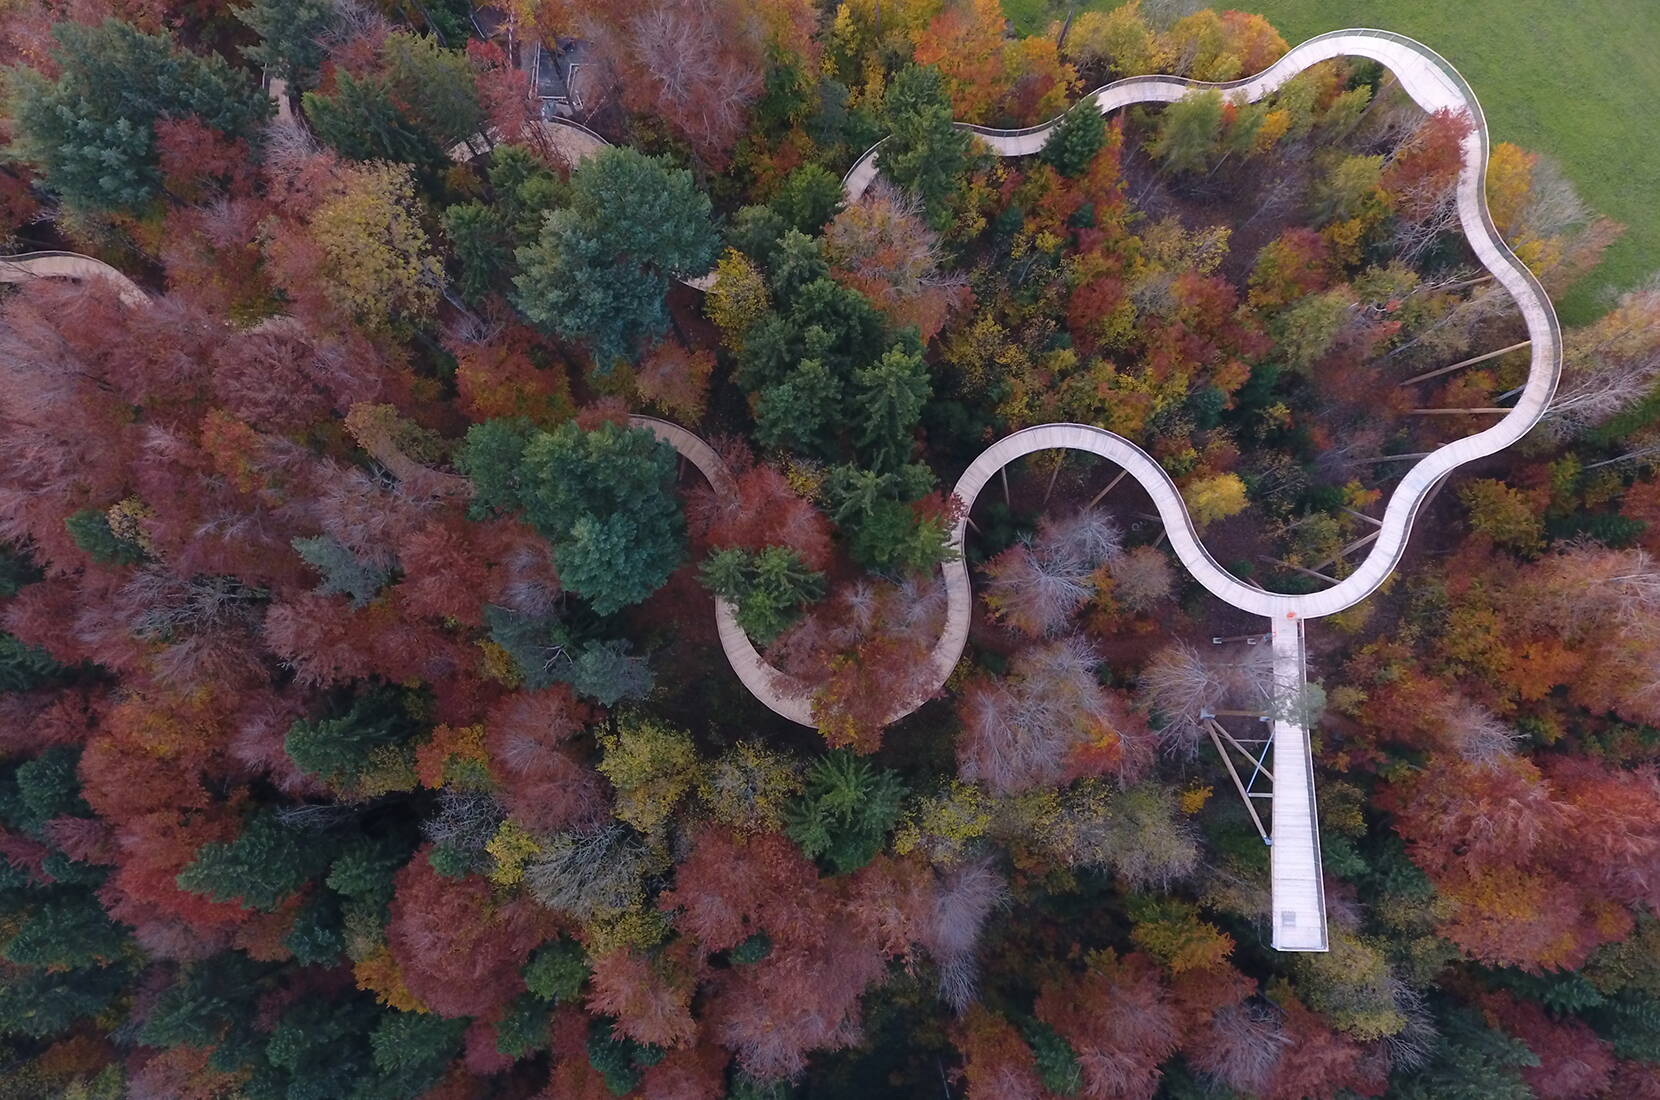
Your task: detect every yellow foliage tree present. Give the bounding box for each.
[311,162,442,335]
[353,946,427,1012]
[697,742,802,832]
[1066,1,1169,75]
[1287,930,1410,1039]
[894,780,992,865]
[1459,478,1544,555]
[1003,36,1080,124]
[1165,10,1241,81]
[597,716,700,836]
[485,819,543,886]
[1183,472,1248,528]
[1128,898,1234,974]
[704,248,770,351]
[1485,141,1535,237]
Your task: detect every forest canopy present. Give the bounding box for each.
[1,1,1659,1098]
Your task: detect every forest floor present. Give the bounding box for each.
[1003,0,1660,325]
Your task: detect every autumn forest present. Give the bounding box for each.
[2,0,1660,1098]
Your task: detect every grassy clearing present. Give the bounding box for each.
[1003,0,1660,322]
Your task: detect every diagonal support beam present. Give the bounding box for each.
[1209,718,1274,785]
[1208,721,1271,844]
[1396,340,1530,386]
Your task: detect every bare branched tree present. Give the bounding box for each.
[925,858,1007,1013]
[983,509,1122,636]
[275,803,359,830]
[1517,154,1592,242]
[823,180,969,339]
[1110,545,1175,612]
[1438,698,1522,767]
[1385,281,1514,363]
[1191,1001,1291,1095]
[1526,541,1660,636]
[524,822,653,920]
[1139,642,1225,754]
[1391,193,1462,265]
[622,0,760,157]
[423,789,505,853]
[959,634,1144,794]
[1140,642,1273,754]
[1544,286,1660,440]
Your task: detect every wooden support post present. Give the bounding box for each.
[1397,340,1530,386]
[1405,407,1509,416]
[1042,454,1064,506]
[1345,451,1431,466]
[1001,466,1011,507]
[1261,556,1339,584]
[1210,719,1274,783]
[1209,722,1270,843]
[1310,529,1381,574]
[1342,507,1383,527]
[1087,468,1127,509]
[965,516,981,535]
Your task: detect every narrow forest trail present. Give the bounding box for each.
[0,30,1561,952]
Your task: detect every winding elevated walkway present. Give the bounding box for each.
[0,30,1562,952]
[0,251,146,308]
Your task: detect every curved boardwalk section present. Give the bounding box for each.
[627,417,818,727]
[0,251,147,307]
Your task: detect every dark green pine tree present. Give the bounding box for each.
[878,65,973,229]
[1040,102,1107,178]
[140,953,277,1071]
[3,891,128,970]
[493,993,552,1058]
[770,163,844,235]
[370,1010,467,1094]
[523,938,590,1003]
[461,420,685,616]
[0,635,68,696]
[785,750,907,874]
[303,71,443,173]
[441,202,513,305]
[284,686,422,793]
[64,509,144,565]
[8,18,272,211]
[699,547,825,644]
[10,746,91,834]
[0,959,129,1040]
[176,809,333,911]
[513,146,719,369]
[234,0,337,88]
[853,344,931,474]
[1387,1005,1537,1100]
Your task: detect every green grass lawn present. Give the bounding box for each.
[1004,0,1660,323]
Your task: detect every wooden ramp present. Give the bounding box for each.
[1268,616,1329,951]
